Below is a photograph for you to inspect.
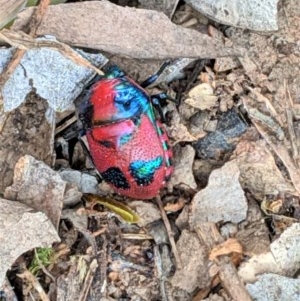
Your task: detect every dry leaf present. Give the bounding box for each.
[209,238,243,261]
[239,223,300,282]
[261,199,283,215]
[168,123,200,143]
[185,83,218,110]
[164,198,185,212]
[13,1,244,60]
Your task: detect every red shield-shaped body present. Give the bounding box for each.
[79,66,173,199]
[86,112,172,199]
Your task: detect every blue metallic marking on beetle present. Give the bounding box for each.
[113,81,150,119]
[119,133,134,147]
[129,156,163,186]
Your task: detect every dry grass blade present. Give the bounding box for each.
[284,80,299,166]
[121,233,154,240]
[83,193,139,224]
[153,245,171,301]
[0,29,104,77]
[244,85,283,126]
[0,31,27,49]
[78,259,98,301]
[253,123,300,195]
[247,106,284,140]
[0,0,27,29]
[55,114,77,136]
[18,269,50,301]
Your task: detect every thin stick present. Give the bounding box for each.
[195,223,253,301]
[28,0,51,37]
[18,269,50,301]
[0,29,104,76]
[78,259,98,301]
[156,195,182,269]
[55,114,77,136]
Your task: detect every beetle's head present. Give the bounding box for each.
[105,65,125,79]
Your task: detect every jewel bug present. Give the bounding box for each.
[79,64,173,199]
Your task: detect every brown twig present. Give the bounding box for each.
[27,0,51,36]
[0,46,25,87]
[195,223,253,301]
[91,227,107,238]
[156,195,182,269]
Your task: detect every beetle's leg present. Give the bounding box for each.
[151,92,178,104]
[151,92,168,102]
[150,94,168,122]
[140,61,171,88]
[151,98,165,122]
[151,92,179,122]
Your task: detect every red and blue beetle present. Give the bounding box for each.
[79,64,173,200]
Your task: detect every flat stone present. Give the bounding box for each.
[246,274,300,301]
[189,160,247,228]
[171,229,210,293]
[170,145,197,189]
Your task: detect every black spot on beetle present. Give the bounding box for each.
[98,140,114,148]
[101,167,130,190]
